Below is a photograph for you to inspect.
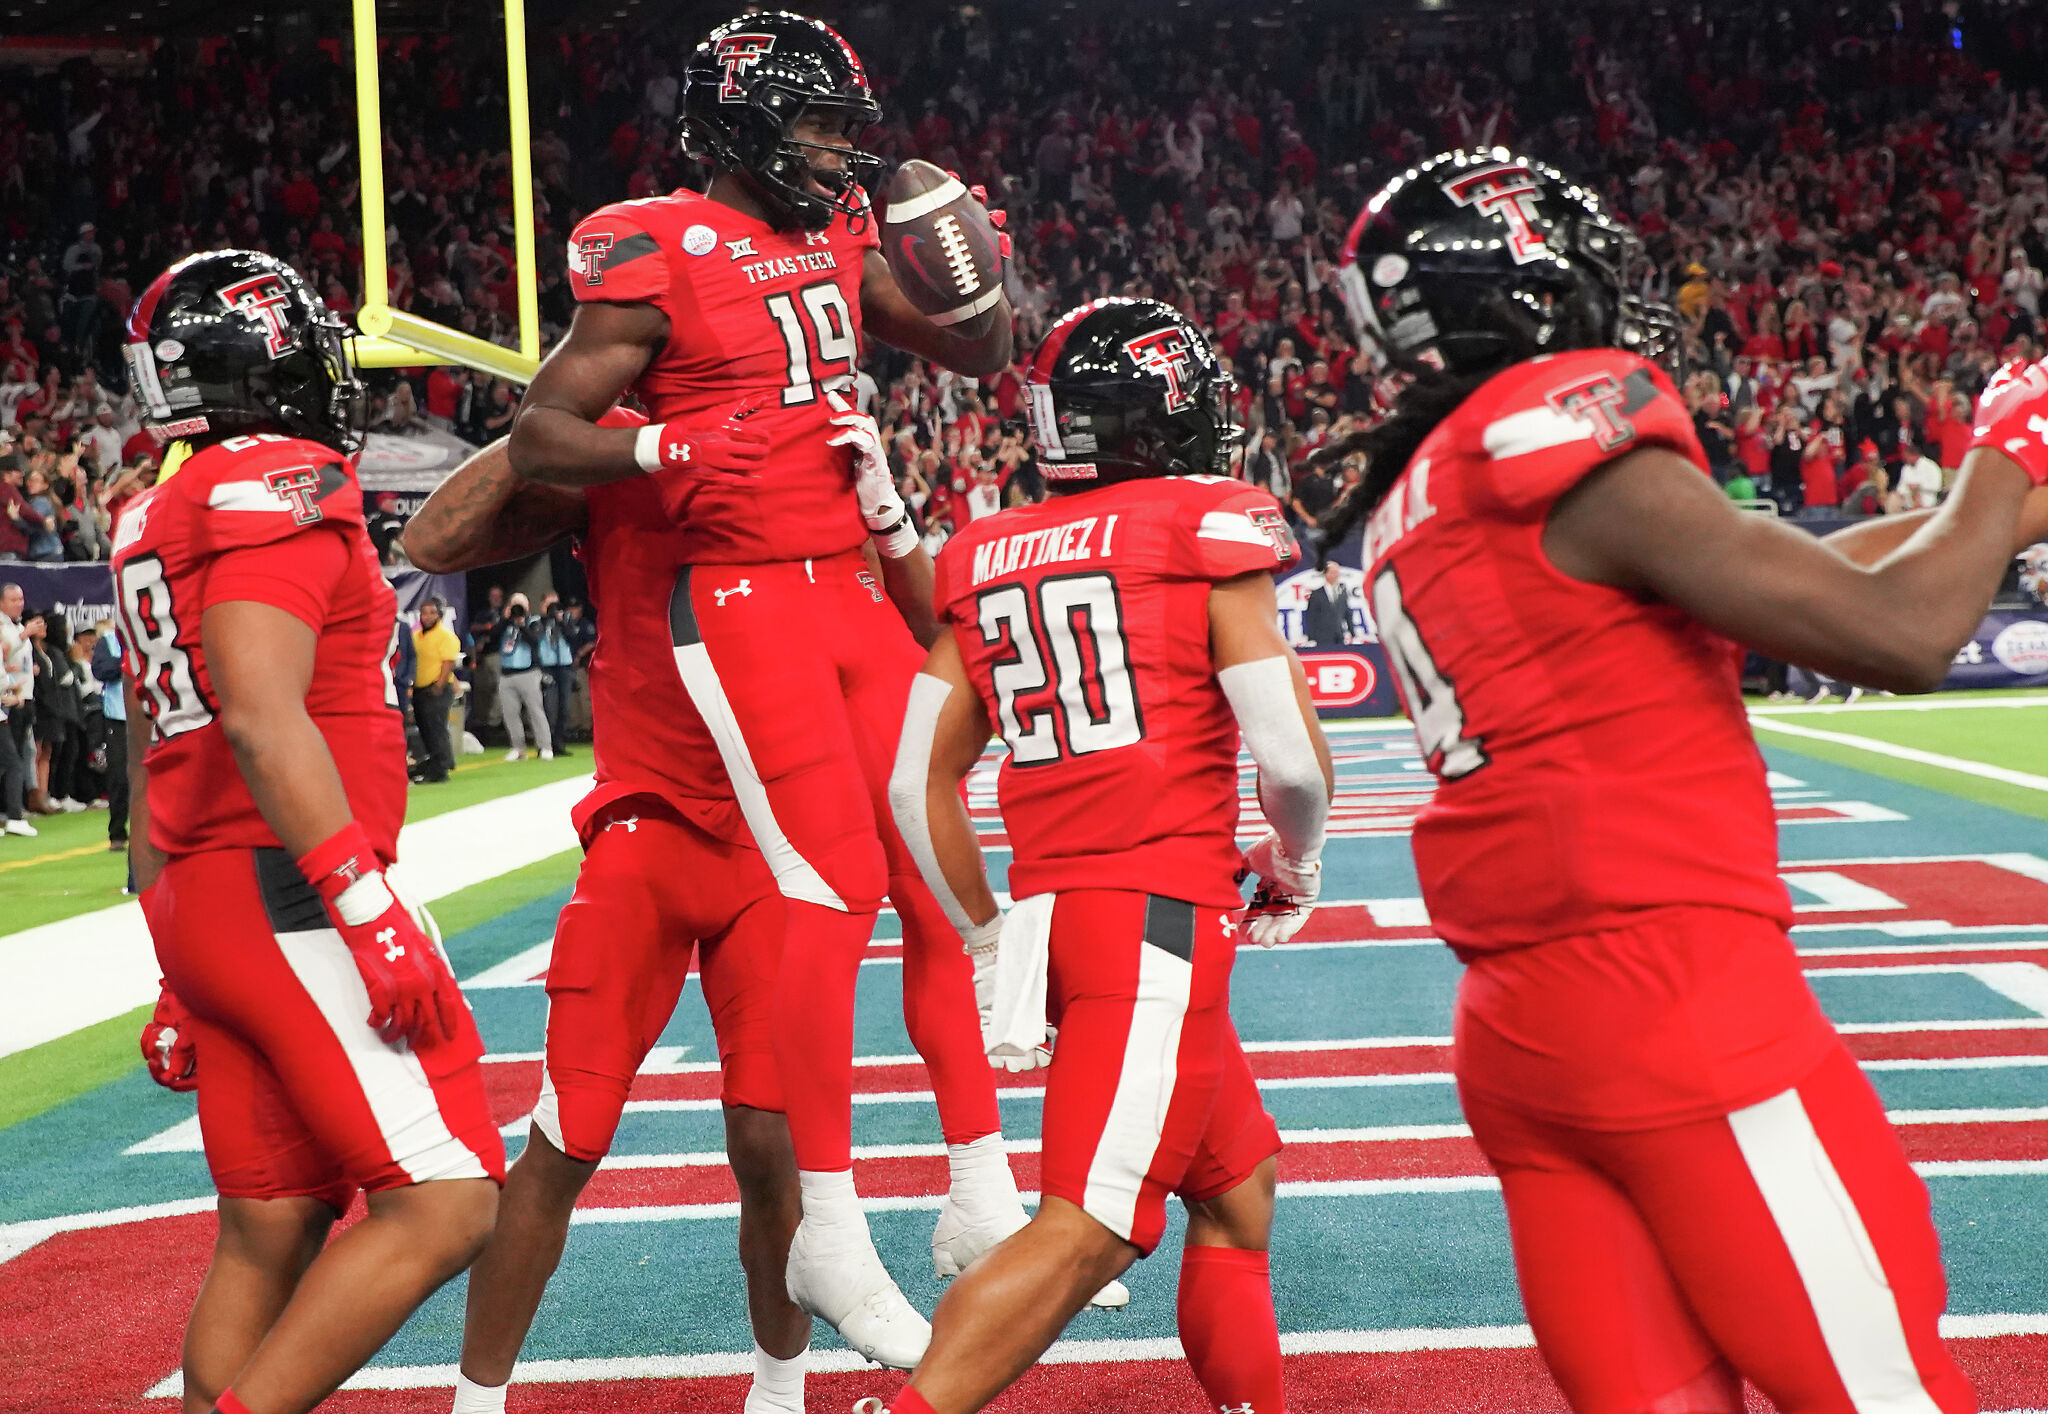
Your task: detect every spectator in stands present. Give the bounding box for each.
[1896,437,1946,510]
[0,582,31,837]
[93,619,128,849]
[1302,561,1353,648]
[495,595,549,763]
[20,468,63,562]
[0,462,31,561]
[412,599,461,785]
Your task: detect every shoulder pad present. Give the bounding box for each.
[1463,350,1706,514]
[569,203,672,305]
[175,435,364,548]
[1175,478,1301,579]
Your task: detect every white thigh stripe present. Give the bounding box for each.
[1080,941,1194,1240]
[1726,1088,1944,1414]
[275,929,490,1185]
[669,642,846,911]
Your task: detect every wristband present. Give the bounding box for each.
[872,513,920,560]
[297,820,394,925]
[633,422,666,474]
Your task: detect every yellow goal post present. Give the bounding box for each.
[345,0,541,385]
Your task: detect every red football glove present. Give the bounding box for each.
[636,396,772,520]
[1969,358,2048,485]
[140,981,198,1091]
[952,172,1014,264]
[299,821,462,1047]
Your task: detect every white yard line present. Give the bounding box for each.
[138,1310,2048,1397]
[1752,694,2048,716]
[1750,715,2048,792]
[0,775,591,1060]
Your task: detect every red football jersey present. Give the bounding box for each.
[569,405,749,847]
[1361,349,1792,952]
[567,189,881,564]
[109,434,407,861]
[935,476,1301,908]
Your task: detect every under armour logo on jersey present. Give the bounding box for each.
[1545,372,1636,452]
[713,32,775,101]
[1219,915,1237,938]
[1441,161,1551,265]
[725,236,758,260]
[263,464,326,525]
[804,230,833,247]
[607,815,639,833]
[217,274,296,357]
[377,927,404,962]
[714,580,753,606]
[1122,326,1199,413]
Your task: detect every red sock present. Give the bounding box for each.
[773,901,877,1171]
[895,876,1000,1145]
[213,1391,253,1414]
[1178,1246,1284,1414]
[889,1385,939,1414]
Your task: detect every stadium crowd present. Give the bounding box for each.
[1,0,2046,567]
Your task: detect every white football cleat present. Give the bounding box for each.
[931,1191,1028,1279]
[785,1220,931,1369]
[931,1193,1130,1308]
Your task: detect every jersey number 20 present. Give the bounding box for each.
[977,573,1144,765]
[1371,566,1488,780]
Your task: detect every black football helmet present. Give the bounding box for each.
[125,249,367,455]
[681,10,883,232]
[1337,149,1682,380]
[1024,298,1243,489]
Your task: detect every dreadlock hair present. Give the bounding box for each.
[1313,368,1495,560]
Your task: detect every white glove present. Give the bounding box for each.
[826,390,917,558]
[963,914,1053,1073]
[1239,829,1321,948]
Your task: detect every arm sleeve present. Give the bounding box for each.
[1475,354,1710,516]
[568,207,671,307]
[201,526,352,632]
[1180,485,1303,580]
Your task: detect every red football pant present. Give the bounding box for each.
[535,797,785,1162]
[1464,1045,1973,1414]
[1034,891,1282,1253]
[667,553,998,1171]
[151,847,504,1210]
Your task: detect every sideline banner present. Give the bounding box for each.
[1947,611,2048,689]
[0,562,464,643]
[1278,562,1401,717]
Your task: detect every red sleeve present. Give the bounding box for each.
[1472,353,1708,516]
[186,442,364,553]
[202,525,352,631]
[568,205,671,306]
[1179,483,1302,580]
[597,405,649,429]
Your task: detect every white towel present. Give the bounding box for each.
[986,893,1055,1068]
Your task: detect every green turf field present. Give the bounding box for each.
[0,749,589,935]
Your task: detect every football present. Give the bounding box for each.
[879,158,1005,335]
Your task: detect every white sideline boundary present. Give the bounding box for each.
[0,775,591,1059]
[138,1311,2048,1398]
[1751,715,2048,792]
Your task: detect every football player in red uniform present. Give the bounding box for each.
[117,251,503,1414]
[883,299,1330,1414]
[404,404,940,1413]
[1316,150,2048,1414]
[502,9,1054,1365]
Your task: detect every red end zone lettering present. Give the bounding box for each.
[1300,651,1377,709]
